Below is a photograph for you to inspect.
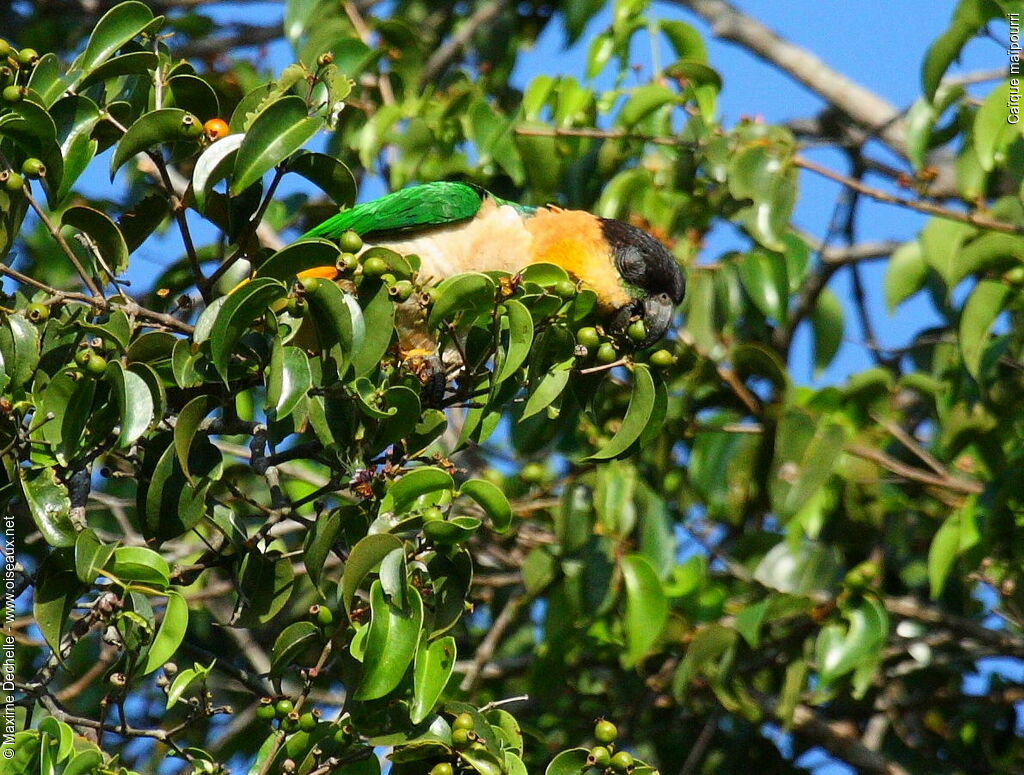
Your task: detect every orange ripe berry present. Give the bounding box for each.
[203,118,229,141]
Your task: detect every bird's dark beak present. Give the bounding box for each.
[606,292,676,350]
[640,292,675,347]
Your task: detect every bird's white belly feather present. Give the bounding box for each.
[366,201,533,282]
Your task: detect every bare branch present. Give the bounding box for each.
[420,0,513,87]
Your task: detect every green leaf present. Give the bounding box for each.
[884,240,928,312]
[288,151,357,208]
[34,552,82,653]
[167,73,220,121]
[545,749,591,775]
[74,529,114,585]
[107,545,171,589]
[51,95,102,203]
[235,552,295,626]
[738,249,788,322]
[588,364,659,460]
[26,52,66,106]
[619,84,678,126]
[110,108,195,179]
[922,20,979,101]
[231,95,321,193]
[138,433,221,541]
[270,621,322,681]
[209,277,289,381]
[816,597,888,685]
[959,278,1010,379]
[754,541,840,596]
[18,466,75,547]
[105,360,154,449]
[77,50,159,90]
[770,409,847,519]
[255,238,341,282]
[356,581,423,700]
[342,533,404,616]
[192,133,244,213]
[920,215,976,288]
[811,289,844,373]
[494,299,534,387]
[381,467,455,515]
[974,80,1021,171]
[0,313,39,389]
[520,364,571,420]
[621,553,668,665]
[174,395,217,483]
[302,277,365,370]
[304,507,342,589]
[71,1,161,78]
[351,278,397,377]
[267,341,311,420]
[410,636,456,724]
[428,272,496,329]
[141,591,188,675]
[460,479,513,532]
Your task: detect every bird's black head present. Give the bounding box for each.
[600,218,686,348]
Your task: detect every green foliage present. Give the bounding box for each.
[3,2,1024,774]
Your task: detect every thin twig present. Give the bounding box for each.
[420,0,512,87]
[460,594,524,693]
[844,443,983,495]
[19,185,103,300]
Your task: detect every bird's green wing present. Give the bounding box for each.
[303,181,492,240]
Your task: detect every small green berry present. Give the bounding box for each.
[21,157,45,179]
[594,719,618,744]
[74,347,93,368]
[554,278,577,299]
[2,170,24,192]
[299,710,319,731]
[429,764,454,775]
[339,230,363,253]
[0,40,10,58]
[286,296,307,317]
[361,257,388,278]
[256,698,276,721]
[519,462,546,484]
[627,319,647,342]
[0,66,13,85]
[610,751,634,771]
[451,727,473,748]
[648,349,675,368]
[282,711,300,733]
[380,272,397,286]
[26,302,48,322]
[337,252,359,272]
[316,52,335,68]
[181,113,204,138]
[2,85,23,103]
[85,354,108,377]
[310,604,334,627]
[16,48,38,66]
[422,506,445,523]
[300,276,323,294]
[588,746,612,767]
[596,342,618,363]
[389,280,415,301]
[576,326,600,348]
[453,712,475,731]
[275,698,294,718]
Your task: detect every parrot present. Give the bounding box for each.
[302,181,686,350]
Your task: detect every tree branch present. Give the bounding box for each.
[420,0,513,87]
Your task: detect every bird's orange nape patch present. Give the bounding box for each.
[524,209,631,310]
[297,266,340,281]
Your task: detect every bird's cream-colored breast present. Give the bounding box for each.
[366,199,533,282]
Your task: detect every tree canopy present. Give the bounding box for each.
[3,1,1023,774]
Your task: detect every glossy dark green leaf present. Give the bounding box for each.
[960,278,1010,380]
[191,133,244,213]
[770,409,846,519]
[460,479,513,532]
[105,360,154,449]
[352,279,397,377]
[460,745,504,775]
[356,581,423,700]
[231,95,321,193]
[167,74,220,121]
[139,432,221,541]
[920,217,975,288]
[110,108,195,178]
[0,313,40,389]
[288,150,357,207]
[18,466,75,547]
[70,1,161,77]
[141,590,188,674]
[267,341,311,420]
[544,749,591,775]
[303,507,342,589]
[302,276,365,370]
[811,289,844,374]
[107,545,171,589]
[77,51,158,90]
[381,467,455,515]
[342,533,403,616]
[753,541,840,596]
[738,249,788,322]
[422,516,481,545]
[174,395,217,483]
[74,529,114,585]
[621,553,668,665]
[209,277,288,380]
[588,363,658,460]
[427,272,495,329]
[494,299,533,388]
[51,95,101,203]
[410,635,456,724]
[270,620,322,681]
[884,240,928,312]
[33,552,81,653]
[619,83,678,126]
[255,238,340,282]
[235,552,295,626]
